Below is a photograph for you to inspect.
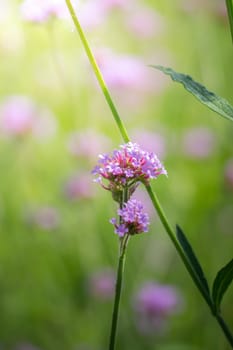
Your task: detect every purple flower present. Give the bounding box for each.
[92,142,167,195]
[133,282,182,334]
[89,269,115,300]
[110,199,149,237]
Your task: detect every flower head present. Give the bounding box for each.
[92,142,167,196]
[110,199,149,237]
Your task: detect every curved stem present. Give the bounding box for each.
[65,0,130,143]
[225,0,233,45]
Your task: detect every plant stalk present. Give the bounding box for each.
[216,314,233,347]
[65,0,130,143]
[145,185,213,310]
[108,246,126,350]
[226,0,233,45]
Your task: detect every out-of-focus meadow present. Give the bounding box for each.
[0,0,232,349]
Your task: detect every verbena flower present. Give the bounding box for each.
[92,142,167,197]
[110,199,149,237]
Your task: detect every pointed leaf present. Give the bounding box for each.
[176,225,210,296]
[152,65,233,123]
[212,258,233,313]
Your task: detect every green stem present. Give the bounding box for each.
[64,0,130,143]
[65,2,233,348]
[216,314,233,347]
[145,185,213,310]
[109,188,130,350]
[225,0,233,45]
[109,246,126,350]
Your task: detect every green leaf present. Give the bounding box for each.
[152,65,233,123]
[176,225,210,297]
[212,258,233,313]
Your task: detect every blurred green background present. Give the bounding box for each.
[0,0,232,349]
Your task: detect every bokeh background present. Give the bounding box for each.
[0,0,232,349]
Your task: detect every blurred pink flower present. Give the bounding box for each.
[95,50,152,91]
[93,49,168,111]
[89,269,115,300]
[67,129,111,161]
[126,7,165,38]
[100,0,129,11]
[0,96,36,137]
[182,127,215,159]
[30,206,60,231]
[132,129,166,159]
[79,0,129,29]
[20,0,70,23]
[0,95,57,140]
[63,173,94,200]
[78,1,106,30]
[224,158,233,190]
[133,282,182,334]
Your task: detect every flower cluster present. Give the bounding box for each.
[92,142,167,191]
[93,142,166,237]
[110,199,149,237]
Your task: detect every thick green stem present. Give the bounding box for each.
[65,0,130,143]
[226,0,233,45]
